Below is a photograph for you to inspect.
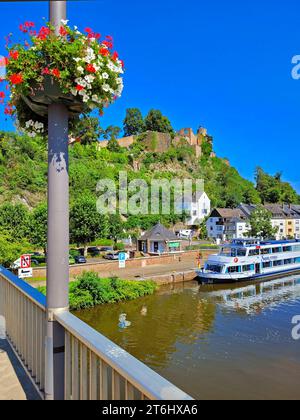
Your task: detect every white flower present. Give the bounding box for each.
[74,58,81,63]
[77,66,84,74]
[82,95,89,103]
[61,19,69,25]
[102,72,109,80]
[74,26,78,30]
[85,75,95,83]
[71,88,78,96]
[102,84,110,92]
[92,94,99,102]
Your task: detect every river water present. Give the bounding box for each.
[76,276,300,400]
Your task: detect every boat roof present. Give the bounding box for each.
[225,239,300,248]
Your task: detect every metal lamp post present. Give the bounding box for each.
[45,0,70,400]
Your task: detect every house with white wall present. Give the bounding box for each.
[181,192,211,226]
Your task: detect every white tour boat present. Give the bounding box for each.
[197,239,300,284]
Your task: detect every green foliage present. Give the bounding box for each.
[0,231,30,267]
[70,194,109,252]
[107,135,121,152]
[72,117,103,145]
[123,108,145,136]
[246,205,278,239]
[255,167,299,204]
[0,202,28,240]
[103,126,121,140]
[144,109,174,134]
[38,272,157,311]
[26,202,48,251]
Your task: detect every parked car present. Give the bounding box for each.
[99,246,114,252]
[103,252,119,260]
[104,251,129,261]
[87,247,101,257]
[74,255,87,264]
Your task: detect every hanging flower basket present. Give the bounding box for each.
[0,21,124,137]
[21,75,87,117]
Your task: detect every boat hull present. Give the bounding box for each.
[197,267,300,284]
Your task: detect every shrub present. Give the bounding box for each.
[38,272,157,311]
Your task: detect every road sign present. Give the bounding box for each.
[118,252,126,269]
[21,254,31,269]
[18,268,33,279]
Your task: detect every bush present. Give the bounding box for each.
[38,272,157,311]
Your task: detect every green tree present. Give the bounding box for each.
[103,125,121,140]
[72,117,103,145]
[246,206,278,239]
[255,167,299,204]
[144,109,174,134]
[70,195,109,256]
[107,135,121,152]
[0,203,29,240]
[0,231,30,267]
[123,108,145,136]
[108,214,124,247]
[27,203,48,253]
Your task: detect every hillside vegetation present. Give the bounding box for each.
[0,124,299,266]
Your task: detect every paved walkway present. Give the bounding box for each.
[0,317,40,400]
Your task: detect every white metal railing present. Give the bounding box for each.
[0,266,193,401]
[56,311,193,400]
[0,266,46,395]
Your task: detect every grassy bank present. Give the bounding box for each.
[37,272,157,311]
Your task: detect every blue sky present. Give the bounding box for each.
[0,0,300,191]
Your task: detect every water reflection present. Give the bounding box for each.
[75,276,300,400]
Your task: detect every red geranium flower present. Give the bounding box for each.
[4,105,13,115]
[42,67,50,75]
[37,26,51,40]
[59,26,68,37]
[9,73,23,85]
[85,27,92,33]
[9,50,19,60]
[0,91,5,103]
[76,85,84,91]
[86,64,96,73]
[120,59,125,69]
[112,51,119,61]
[102,40,113,50]
[51,68,60,78]
[99,47,109,57]
[24,21,35,28]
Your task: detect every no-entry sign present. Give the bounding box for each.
[21,254,31,269]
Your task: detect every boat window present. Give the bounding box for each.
[284,259,294,265]
[273,260,283,266]
[263,261,272,268]
[283,246,292,253]
[272,247,280,254]
[242,264,254,272]
[206,264,223,273]
[249,249,260,256]
[237,248,246,257]
[220,248,237,257]
[228,266,240,273]
[261,248,271,255]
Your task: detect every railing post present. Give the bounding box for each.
[45,0,69,401]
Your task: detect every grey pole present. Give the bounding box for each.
[45,0,69,400]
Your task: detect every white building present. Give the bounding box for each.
[206,208,249,241]
[181,192,211,226]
